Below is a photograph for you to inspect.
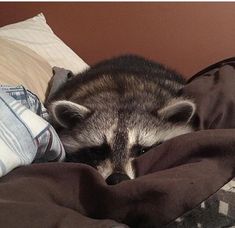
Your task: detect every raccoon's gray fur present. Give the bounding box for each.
[47,55,196,185]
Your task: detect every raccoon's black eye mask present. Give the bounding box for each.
[65,143,110,166]
[131,142,162,157]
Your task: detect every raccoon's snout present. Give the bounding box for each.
[106,173,130,185]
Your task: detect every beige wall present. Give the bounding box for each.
[1,3,235,78]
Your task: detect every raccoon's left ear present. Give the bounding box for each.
[157,100,196,124]
[51,100,92,128]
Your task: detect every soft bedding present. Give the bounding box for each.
[0,13,89,75]
[0,37,52,102]
[167,177,235,227]
[0,85,64,177]
[0,59,234,227]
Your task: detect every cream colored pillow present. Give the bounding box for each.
[0,13,89,74]
[0,37,52,102]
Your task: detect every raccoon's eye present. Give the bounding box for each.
[93,160,99,166]
[131,145,151,157]
[155,142,162,147]
[66,143,110,165]
[131,142,162,157]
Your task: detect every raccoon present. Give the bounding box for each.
[46,55,196,185]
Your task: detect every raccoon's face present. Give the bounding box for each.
[50,99,196,185]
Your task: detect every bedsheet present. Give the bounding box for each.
[0,85,65,176]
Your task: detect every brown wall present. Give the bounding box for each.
[1,3,235,78]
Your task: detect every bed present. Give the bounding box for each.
[0,3,235,228]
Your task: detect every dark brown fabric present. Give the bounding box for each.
[1,61,235,227]
[185,62,235,129]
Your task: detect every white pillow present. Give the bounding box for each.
[0,13,89,74]
[0,37,52,102]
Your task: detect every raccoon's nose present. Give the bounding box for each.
[106,173,130,185]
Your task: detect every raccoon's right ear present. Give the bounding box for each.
[157,100,196,124]
[51,100,92,128]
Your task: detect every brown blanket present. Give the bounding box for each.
[1,59,235,228]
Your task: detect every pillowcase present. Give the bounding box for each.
[0,13,89,74]
[0,37,52,102]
